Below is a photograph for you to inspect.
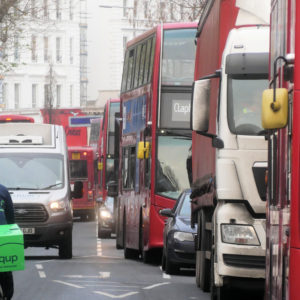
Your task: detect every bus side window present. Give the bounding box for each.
[145,155,151,189]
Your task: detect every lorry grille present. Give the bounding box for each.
[14,204,48,223]
[223,254,265,269]
[252,165,267,201]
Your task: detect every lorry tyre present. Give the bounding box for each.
[199,209,211,292]
[123,215,139,259]
[59,229,72,259]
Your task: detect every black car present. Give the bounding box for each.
[160,189,196,274]
[97,196,115,238]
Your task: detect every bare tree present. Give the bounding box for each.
[127,0,206,28]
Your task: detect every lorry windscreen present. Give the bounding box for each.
[0,153,64,190]
[156,134,192,200]
[227,77,268,135]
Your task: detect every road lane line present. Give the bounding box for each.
[143,282,170,290]
[38,271,46,278]
[94,291,139,298]
[53,280,84,288]
[99,272,110,278]
[35,264,43,270]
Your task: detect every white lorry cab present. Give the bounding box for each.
[0,123,79,259]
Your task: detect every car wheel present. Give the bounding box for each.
[165,250,179,275]
[98,224,107,239]
[59,229,72,259]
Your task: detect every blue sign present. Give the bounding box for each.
[69,116,101,127]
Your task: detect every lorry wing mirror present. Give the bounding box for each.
[71,181,83,199]
[137,141,150,159]
[107,180,118,197]
[191,79,211,132]
[261,88,288,129]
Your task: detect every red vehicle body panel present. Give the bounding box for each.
[40,108,87,146]
[265,0,300,299]
[68,146,97,214]
[192,0,238,210]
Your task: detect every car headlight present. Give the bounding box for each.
[173,231,194,242]
[50,200,66,212]
[221,224,260,246]
[100,209,112,219]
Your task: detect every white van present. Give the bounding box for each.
[0,123,75,259]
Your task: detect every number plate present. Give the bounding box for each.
[21,228,35,235]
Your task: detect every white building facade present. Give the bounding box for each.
[1,0,85,119]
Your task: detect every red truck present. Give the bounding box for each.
[190,0,270,298]
[261,0,299,299]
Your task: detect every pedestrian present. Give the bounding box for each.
[0,183,15,300]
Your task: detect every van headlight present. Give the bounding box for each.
[221,224,260,246]
[50,200,66,212]
[100,209,112,219]
[173,231,194,242]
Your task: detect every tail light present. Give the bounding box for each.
[88,190,93,200]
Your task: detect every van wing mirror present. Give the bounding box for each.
[261,88,288,129]
[71,181,83,199]
[159,208,175,218]
[191,79,211,132]
[137,141,150,159]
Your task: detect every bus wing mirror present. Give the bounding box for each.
[137,141,150,159]
[191,79,211,132]
[71,181,83,199]
[261,88,288,129]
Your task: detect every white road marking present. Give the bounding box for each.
[162,273,171,279]
[53,280,84,289]
[97,239,103,256]
[35,264,43,270]
[94,291,139,298]
[38,271,46,278]
[143,282,170,290]
[99,272,110,278]
[63,275,108,279]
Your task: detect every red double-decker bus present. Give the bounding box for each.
[0,114,34,123]
[116,23,197,261]
[68,146,97,220]
[261,0,298,299]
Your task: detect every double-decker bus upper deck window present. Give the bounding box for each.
[162,28,196,86]
[133,44,142,88]
[126,49,135,91]
[107,102,120,155]
[121,51,129,92]
[138,43,147,86]
[144,38,152,85]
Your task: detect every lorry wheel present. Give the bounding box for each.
[59,230,72,259]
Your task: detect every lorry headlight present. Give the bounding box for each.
[173,231,194,242]
[50,200,66,212]
[221,224,260,246]
[100,210,112,219]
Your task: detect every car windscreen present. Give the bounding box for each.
[178,192,192,217]
[0,153,64,190]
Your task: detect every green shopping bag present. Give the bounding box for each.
[0,224,25,272]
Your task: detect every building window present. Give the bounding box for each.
[44,36,48,62]
[56,85,61,107]
[14,36,19,61]
[31,0,37,18]
[70,85,73,106]
[14,83,20,109]
[32,84,37,108]
[69,0,73,20]
[31,35,37,61]
[123,0,127,17]
[56,37,61,63]
[44,84,50,106]
[144,2,148,18]
[2,83,7,108]
[123,36,128,56]
[56,0,61,20]
[70,37,73,64]
[44,0,49,19]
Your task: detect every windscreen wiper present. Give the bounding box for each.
[41,182,63,190]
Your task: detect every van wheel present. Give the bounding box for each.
[59,229,73,259]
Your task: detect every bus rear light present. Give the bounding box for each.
[88,190,93,200]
